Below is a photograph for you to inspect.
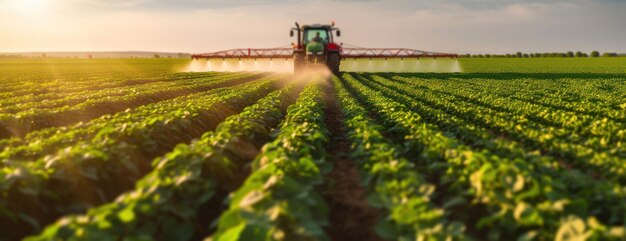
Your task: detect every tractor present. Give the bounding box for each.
[191,22,458,74]
[290,22,342,74]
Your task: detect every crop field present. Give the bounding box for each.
[1,58,626,241]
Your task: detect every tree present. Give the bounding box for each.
[591,51,600,57]
[516,52,523,58]
[154,54,160,58]
[575,51,584,57]
[602,52,618,57]
[567,51,574,58]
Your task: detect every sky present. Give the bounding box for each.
[0,0,625,54]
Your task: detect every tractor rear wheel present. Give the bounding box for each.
[327,52,340,75]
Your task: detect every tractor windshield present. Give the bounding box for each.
[304,29,329,44]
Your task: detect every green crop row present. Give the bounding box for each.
[1,65,624,241]
[0,72,240,114]
[24,82,301,241]
[0,88,229,162]
[332,76,469,240]
[0,75,281,163]
[389,74,626,146]
[357,73,626,220]
[0,58,190,94]
[341,73,626,240]
[0,72,208,104]
[0,72,265,139]
[0,77,281,240]
[459,58,626,73]
[446,76,626,114]
[0,71,176,100]
[210,81,331,241]
[367,74,626,182]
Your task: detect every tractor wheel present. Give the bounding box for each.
[327,52,340,75]
[293,55,305,74]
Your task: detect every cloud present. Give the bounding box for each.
[61,0,626,11]
[431,0,625,9]
[0,0,624,53]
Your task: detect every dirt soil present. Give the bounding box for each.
[321,82,386,241]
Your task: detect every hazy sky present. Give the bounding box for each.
[0,0,625,54]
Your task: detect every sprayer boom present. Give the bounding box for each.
[190,22,458,73]
[191,47,457,60]
[191,48,293,59]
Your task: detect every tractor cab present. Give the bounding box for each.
[304,28,330,44]
[290,22,342,74]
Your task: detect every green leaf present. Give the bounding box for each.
[117,207,136,223]
[608,227,624,237]
[512,174,525,192]
[216,223,246,241]
[442,196,467,209]
[94,127,117,140]
[217,210,242,231]
[37,223,61,238]
[556,216,590,241]
[374,219,398,239]
[238,223,270,241]
[366,192,384,208]
[239,190,265,208]
[518,230,539,241]
[514,202,543,225]
[515,180,540,201]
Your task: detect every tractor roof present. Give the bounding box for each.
[302,24,332,29]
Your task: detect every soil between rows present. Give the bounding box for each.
[321,80,385,241]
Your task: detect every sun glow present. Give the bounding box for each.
[6,0,49,13]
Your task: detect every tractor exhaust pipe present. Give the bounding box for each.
[294,22,301,49]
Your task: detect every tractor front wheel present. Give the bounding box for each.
[327,52,340,75]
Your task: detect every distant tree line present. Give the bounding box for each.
[460,51,622,58]
[0,54,25,58]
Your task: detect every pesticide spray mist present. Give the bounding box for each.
[182,57,462,73]
[184,59,293,73]
[340,58,462,73]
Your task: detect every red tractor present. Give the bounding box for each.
[290,22,342,74]
[191,22,458,74]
